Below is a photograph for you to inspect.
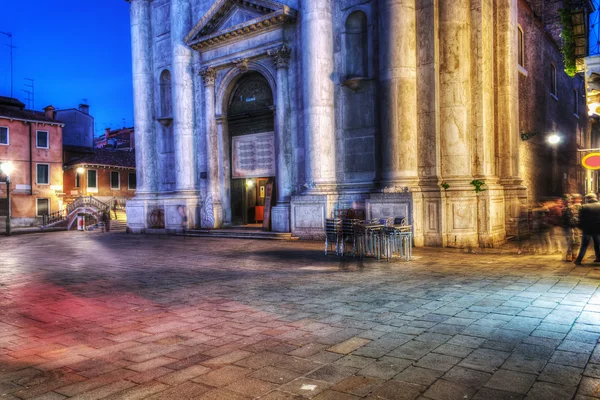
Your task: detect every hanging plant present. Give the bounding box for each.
[440,182,450,190]
[559,1,577,77]
[470,180,487,194]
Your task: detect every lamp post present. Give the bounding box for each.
[1,162,14,236]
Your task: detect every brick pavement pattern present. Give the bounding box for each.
[3,232,600,399]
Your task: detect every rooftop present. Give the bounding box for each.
[0,96,62,124]
[65,148,136,169]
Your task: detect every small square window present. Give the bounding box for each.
[37,198,49,217]
[110,171,120,189]
[0,127,8,145]
[36,131,49,148]
[36,164,49,185]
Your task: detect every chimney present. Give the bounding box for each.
[105,127,111,135]
[43,105,55,120]
[78,103,90,114]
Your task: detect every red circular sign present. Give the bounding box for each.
[582,153,600,170]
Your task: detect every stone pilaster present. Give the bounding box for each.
[496,0,521,185]
[301,1,336,190]
[269,45,292,232]
[471,0,505,246]
[379,0,419,187]
[201,67,222,228]
[171,0,196,193]
[129,0,156,196]
[416,0,444,247]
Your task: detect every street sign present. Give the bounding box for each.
[582,153,600,170]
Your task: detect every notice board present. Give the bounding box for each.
[232,132,276,179]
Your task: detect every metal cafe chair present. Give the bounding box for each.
[325,218,342,255]
[340,218,359,256]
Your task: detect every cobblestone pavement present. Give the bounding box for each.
[4,233,600,399]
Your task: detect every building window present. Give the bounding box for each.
[36,130,49,149]
[160,69,172,117]
[128,172,136,190]
[110,171,120,189]
[518,26,525,68]
[345,11,368,78]
[574,89,579,116]
[87,169,97,189]
[75,172,80,188]
[36,164,49,185]
[550,64,557,97]
[0,127,8,145]
[36,198,49,217]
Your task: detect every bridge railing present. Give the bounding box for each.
[42,196,111,228]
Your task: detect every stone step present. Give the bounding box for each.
[182,229,298,241]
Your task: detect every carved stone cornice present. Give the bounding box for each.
[185,0,297,51]
[233,58,249,72]
[268,44,291,69]
[200,68,217,86]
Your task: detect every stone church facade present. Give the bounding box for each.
[126,0,584,247]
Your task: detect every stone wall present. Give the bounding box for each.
[518,0,588,202]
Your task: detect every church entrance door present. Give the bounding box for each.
[227,72,275,226]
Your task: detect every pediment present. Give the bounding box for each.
[185,0,297,50]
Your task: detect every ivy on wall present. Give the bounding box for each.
[560,0,577,77]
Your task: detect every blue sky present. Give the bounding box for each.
[0,1,133,137]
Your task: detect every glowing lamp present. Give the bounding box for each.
[0,162,14,176]
[246,179,254,187]
[583,153,600,170]
[547,134,561,145]
[76,167,85,174]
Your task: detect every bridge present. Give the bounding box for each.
[43,196,111,230]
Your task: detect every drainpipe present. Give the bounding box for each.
[29,122,32,195]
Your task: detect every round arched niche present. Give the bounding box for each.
[227,71,274,137]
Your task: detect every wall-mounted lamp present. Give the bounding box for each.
[76,167,85,174]
[520,131,562,144]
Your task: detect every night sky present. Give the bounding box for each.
[0,1,133,137]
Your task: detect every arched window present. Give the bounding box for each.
[160,70,172,117]
[345,11,368,78]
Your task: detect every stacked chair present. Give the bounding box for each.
[324,209,413,261]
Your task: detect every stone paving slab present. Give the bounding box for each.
[4,232,600,398]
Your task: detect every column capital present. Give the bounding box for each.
[268,45,292,69]
[200,68,217,86]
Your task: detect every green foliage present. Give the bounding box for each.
[470,180,487,194]
[441,182,450,190]
[559,2,577,77]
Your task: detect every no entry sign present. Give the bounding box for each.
[582,153,600,170]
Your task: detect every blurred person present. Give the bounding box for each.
[562,195,576,261]
[532,202,551,254]
[547,198,564,254]
[574,193,600,265]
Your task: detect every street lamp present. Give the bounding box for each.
[547,134,561,145]
[1,162,14,236]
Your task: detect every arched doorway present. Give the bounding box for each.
[227,72,275,226]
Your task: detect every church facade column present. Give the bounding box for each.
[129,0,156,195]
[269,45,292,232]
[171,0,195,193]
[438,0,477,247]
[200,68,222,228]
[126,0,157,233]
[496,0,527,236]
[378,0,418,188]
[301,1,336,190]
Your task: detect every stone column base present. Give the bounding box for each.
[163,196,202,233]
[290,195,328,239]
[271,204,291,232]
[201,196,222,229]
[126,196,158,233]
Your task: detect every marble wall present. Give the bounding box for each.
[127,0,576,247]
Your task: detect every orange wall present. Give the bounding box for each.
[63,166,136,199]
[0,119,63,219]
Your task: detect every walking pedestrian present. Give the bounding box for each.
[101,211,109,233]
[562,195,577,261]
[574,193,600,265]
